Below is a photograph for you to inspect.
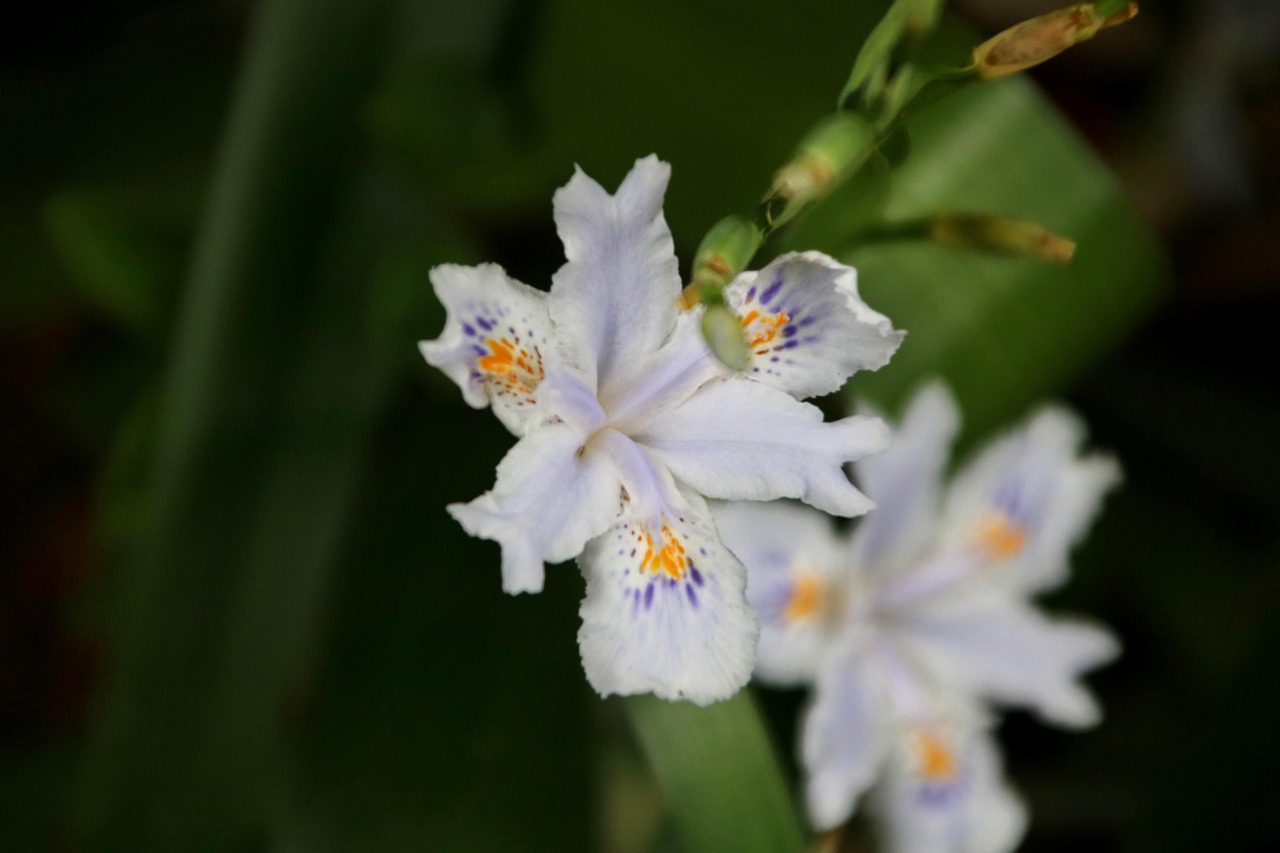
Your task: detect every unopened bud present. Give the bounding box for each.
[973,2,1138,81]
[764,112,875,229]
[700,303,751,371]
[929,213,1076,262]
[679,216,764,309]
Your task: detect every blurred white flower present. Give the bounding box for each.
[419,156,902,704]
[718,381,1119,840]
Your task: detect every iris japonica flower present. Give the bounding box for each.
[717,382,1120,845]
[420,157,903,704]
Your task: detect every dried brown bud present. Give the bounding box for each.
[973,3,1138,81]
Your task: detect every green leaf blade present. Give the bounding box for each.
[625,692,806,853]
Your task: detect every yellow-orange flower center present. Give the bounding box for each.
[783,571,826,623]
[912,729,958,782]
[476,337,543,394]
[640,524,688,579]
[974,512,1027,559]
[740,309,790,352]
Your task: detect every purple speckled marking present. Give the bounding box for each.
[475,316,494,331]
[686,585,699,607]
[781,325,797,338]
[798,316,817,327]
[746,285,757,301]
[771,356,780,363]
[993,477,1034,524]
[462,323,476,337]
[644,584,655,609]
[916,782,961,808]
[690,567,704,586]
[471,345,487,356]
[699,547,707,556]
[760,276,784,305]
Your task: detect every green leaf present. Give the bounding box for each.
[839,0,911,108]
[625,692,805,853]
[815,77,1168,437]
[71,0,399,848]
[42,180,200,338]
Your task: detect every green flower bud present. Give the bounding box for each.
[700,303,750,371]
[764,112,876,229]
[680,216,764,309]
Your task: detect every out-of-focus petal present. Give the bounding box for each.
[901,587,1119,728]
[938,406,1121,594]
[725,251,903,400]
[637,378,889,517]
[577,490,758,705]
[715,500,846,686]
[548,156,682,395]
[872,720,1026,853]
[853,382,961,577]
[419,263,552,435]
[448,423,623,595]
[802,647,891,830]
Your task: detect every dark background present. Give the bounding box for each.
[2,0,1278,850]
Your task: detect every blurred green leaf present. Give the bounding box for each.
[0,203,79,329]
[272,393,597,853]
[820,77,1167,437]
[42,179,201,338]
[839,0,912,107]
[625,692,805,853]
[72,0,398,848]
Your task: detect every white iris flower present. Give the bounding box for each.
[718,382,1120,843]
[420,156,903,704]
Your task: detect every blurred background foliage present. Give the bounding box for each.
[1,0,1278,850]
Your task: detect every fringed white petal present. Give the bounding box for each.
[872,719,1026,853]
[577,490,759,706]
[637,377,889,517]
[802,647,891,830]
[902,587,1120,728]
[853,381,961,578]
[725,251,903,400]
[549,156,683,396]
[419,263,553,435]
[938,406,1121,594]
[598,311,724,434]
[448,423,623,595]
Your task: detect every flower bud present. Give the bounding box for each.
[764,112,876,229]
[929,213,1076,262]
[700,303,751,371]
[973,2,1138,81]
[687,215,763,298]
